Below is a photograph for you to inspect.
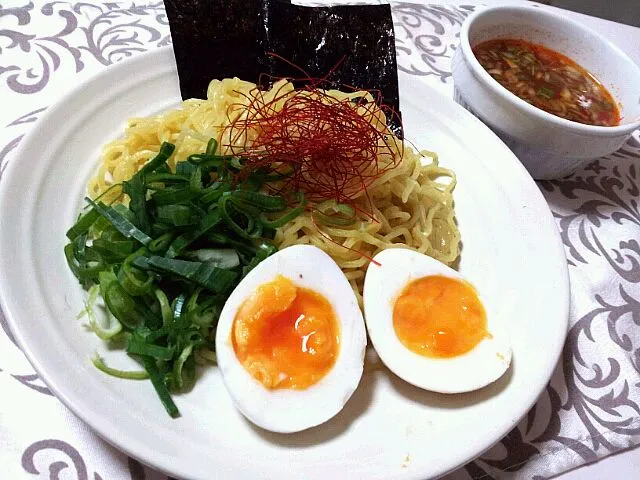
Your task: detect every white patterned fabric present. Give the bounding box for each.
[1,2,640,479]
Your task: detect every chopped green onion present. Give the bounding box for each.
[138,142,175,176]
[172,294,186,322]
[172,344,195,391]
[231,190,287,212]
[126,335,175,360]
[145,173,190,185]
[66,208,100,241]
[81,285,123,340]
[133,256,238,293]
[64,243,105,282]
[123,174,151,234]
[218,193,263,239]
[165,208,223,258]
[147,232,174,253]
[118,249,155,296]
[198,182,227,205]
[91,237,136,260]
[64,138,307,417]
[312,200,357,226]
[186,249,240,269]
[141,356,179,418]
[86,199,152,246]
[154,289,173,327]
[189,166,203,192]
[99,270,160,330]
[92,354,149,380]
[537,86,555,99]
[156,204,198,226]
[206,138,218,156]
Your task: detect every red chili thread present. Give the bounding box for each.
[224,88,403,212]
[222,55,403,263]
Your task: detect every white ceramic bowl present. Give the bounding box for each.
[452,5,640,179]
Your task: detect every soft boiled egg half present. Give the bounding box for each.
[215,245,366,433]
[363,248,511,393]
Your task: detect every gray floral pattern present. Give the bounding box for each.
[1,2,640,480]
[393,3,475,82]
[0,2,167,94]
[76,2,169,65]
[1,2,83,94]
[22,439,103,479]
[11,373,53,396]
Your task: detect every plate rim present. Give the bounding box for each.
[0,46,570,479]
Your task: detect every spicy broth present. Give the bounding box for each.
[473,39,620,126]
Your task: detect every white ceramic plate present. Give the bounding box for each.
[0,47,569,480]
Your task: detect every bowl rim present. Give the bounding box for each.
[459,4,640,137]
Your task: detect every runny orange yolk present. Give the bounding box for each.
[392,275,489,358]
[232,275,340,390]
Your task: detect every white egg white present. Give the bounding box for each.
[215,244,367,433]
[363,248,512,393]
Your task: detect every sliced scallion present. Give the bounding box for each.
[64,138,304,418]
[92,355,149,380]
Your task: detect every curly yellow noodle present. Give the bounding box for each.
[88,78,460,305]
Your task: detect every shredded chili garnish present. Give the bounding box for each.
[223,58,403,218]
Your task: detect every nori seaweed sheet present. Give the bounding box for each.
[164,0,401,134]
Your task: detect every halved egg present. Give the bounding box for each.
[216,245,366,433]
[363,248,511,393]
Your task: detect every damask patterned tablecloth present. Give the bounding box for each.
[1,1,640,479]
